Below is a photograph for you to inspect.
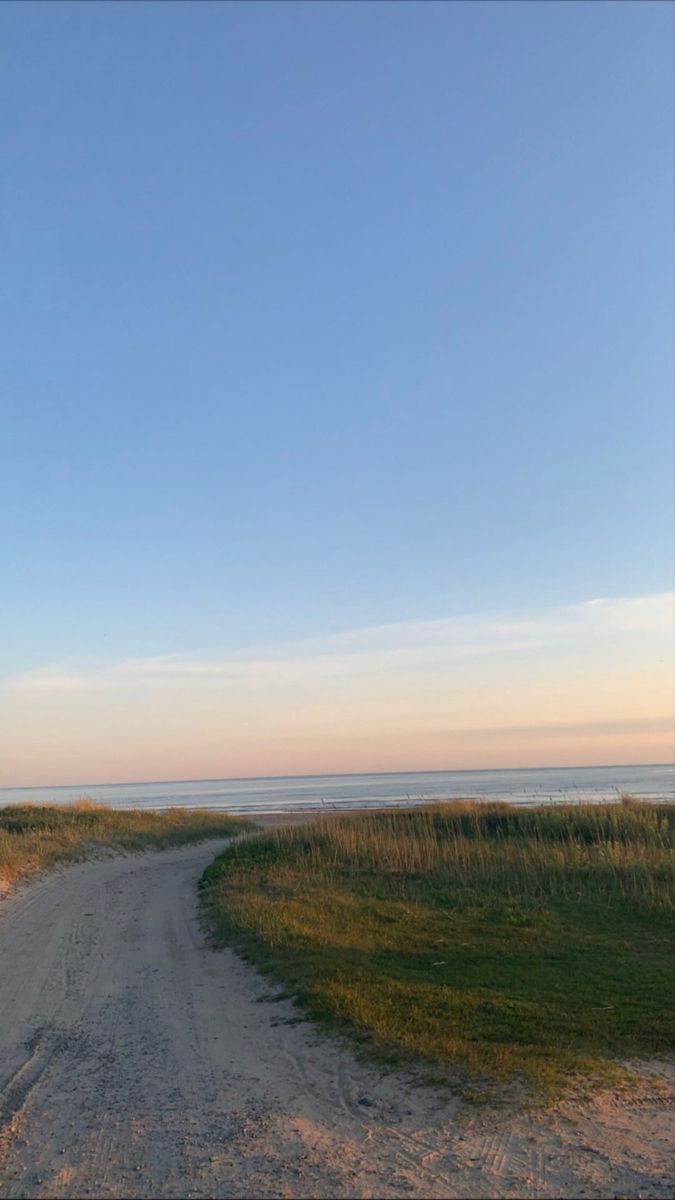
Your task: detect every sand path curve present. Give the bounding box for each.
[0,839,672,1199]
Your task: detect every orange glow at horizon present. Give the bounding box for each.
[1,593,672,789]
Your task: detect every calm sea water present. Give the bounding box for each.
[0,763,673,815]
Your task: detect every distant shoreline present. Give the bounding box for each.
[1,763,673,815]
[2,760,673,794]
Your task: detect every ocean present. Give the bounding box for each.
[0,762,673,815]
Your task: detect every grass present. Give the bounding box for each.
[0,801,251,892]
[200,799,675,1100]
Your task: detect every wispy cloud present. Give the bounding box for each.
[5,591,673,695]
[1,592,672,786]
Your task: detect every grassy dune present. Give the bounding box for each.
[0,802,250,892]
[201,799,675,1098]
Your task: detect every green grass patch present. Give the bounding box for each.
[0,801,251,891]
[200,800,675,1099]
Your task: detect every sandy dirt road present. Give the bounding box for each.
[0,840,672,1199]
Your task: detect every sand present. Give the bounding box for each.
[0,838,672,1199]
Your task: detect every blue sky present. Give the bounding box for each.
[1,3,673,783]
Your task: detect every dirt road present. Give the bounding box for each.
[0,841,672,1199]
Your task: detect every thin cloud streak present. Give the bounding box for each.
[1,592,672,785]
[5,592,673,695]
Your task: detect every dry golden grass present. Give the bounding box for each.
[0,802,250,892]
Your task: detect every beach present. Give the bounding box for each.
[0,833,672,1199]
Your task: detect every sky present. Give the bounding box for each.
[1,2,673,786]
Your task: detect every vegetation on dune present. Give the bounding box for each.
[201,799,675,1099]
[0,802,250,891]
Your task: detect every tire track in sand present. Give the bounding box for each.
[0,841,672,1199]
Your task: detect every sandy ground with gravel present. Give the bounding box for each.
[0,837,672,1199]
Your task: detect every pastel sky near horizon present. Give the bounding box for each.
[1,2,673,787]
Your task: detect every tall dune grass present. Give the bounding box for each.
[201,799,675,1098]
[0,803,249,892]
[264,799,674,907]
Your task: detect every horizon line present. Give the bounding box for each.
[2,760,673,795]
